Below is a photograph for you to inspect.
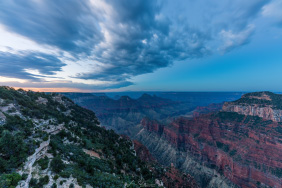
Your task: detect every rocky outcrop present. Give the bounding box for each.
[223,91,282,122]
[138,112,282,188]
[162,164,200,188]
[133,140,156,162]
[222,103,282,122]
[141,117,164,134]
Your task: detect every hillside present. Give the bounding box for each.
[0,86,198,188]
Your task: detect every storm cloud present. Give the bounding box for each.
[0,0,275,90]
[0,0,102,54]
[0,51,65,80]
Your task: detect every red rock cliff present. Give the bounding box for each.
[223,91,282,122]
[141,112,282,188]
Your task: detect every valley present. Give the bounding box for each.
[1,86,281,187]
[66,91,282,187]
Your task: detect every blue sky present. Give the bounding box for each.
[0,0,281,92]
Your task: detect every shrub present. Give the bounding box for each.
[229,149,237,156]
[43,135,49,141]
[38,175,49,186]
[0,173,21,187]
[50,156,65,173]
[216,141,230,152]
[53,174,59,180]
[29,178,37,187]
[21,173,28,180]
[37,156,49,170]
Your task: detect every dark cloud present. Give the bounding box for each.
[0,0,273,89]
[77,0,211,83]
[0,51,65,80]
[76,0,270,84]
[0,0,102,54]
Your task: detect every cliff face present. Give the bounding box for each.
[134,122,237,188]
[132,139,199,188]
[223,91,282,122]
[133,140,156,162]
[138,110,282,188]
[162,164,200,188]
[222,103,282,122]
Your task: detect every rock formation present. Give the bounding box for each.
[137,92,282,187]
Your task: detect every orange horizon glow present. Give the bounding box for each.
[13,87,96,93]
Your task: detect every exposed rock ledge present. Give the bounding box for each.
[222,104,282,122]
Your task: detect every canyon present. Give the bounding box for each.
[1,87,200,188]
[66,91,282,187]
[137,92,282,188]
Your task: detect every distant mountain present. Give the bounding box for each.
[63,92,195,132]
[104,92,245,104]
[63,93,179,113]
[0,87,198,188]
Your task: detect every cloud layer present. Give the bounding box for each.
[0,51,64,80]
[0,0,276,90]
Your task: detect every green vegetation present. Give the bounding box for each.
[50,156,65,173]
[215,111,273,133]
[216,141,229,152]
[0,87,165,187]
[229,149,237,156]
[48,128,158,187]
[233,91,282,109]
[193,133,200,138]
[269,167,282,178]
[0,173,21,188]
[29,176,50,188]
[37,157,49,170]
[275,126,282,134]
[215,112,245,122]
[0,129,34,173]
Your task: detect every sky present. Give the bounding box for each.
[0,0,281,92]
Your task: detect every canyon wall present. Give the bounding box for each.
[133,124,238,188]
[137,112,282,188]
[222,103,282,122]
[223,91,282,122]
